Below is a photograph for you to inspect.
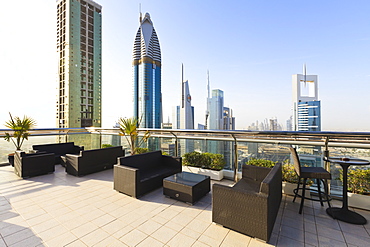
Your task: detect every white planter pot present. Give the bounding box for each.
[182,166,224,181]
[348,193,370,211]
[282,181,310,198]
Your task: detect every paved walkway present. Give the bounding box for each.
[0,165,369,246]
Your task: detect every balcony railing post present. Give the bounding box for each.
[232,134,238,182]
[170,132,178,157]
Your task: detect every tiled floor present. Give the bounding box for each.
[0,165,369,247]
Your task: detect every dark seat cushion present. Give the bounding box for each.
[140,166,178,182]
[233,178,261,194]
[301,167,331,179]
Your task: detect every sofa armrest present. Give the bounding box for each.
[260,163,282,195]
[162,156,182,169]
[114,164,140,198]
[242,165,271,182]
[73,145,84,153]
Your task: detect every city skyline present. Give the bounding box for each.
[1,0,370,131]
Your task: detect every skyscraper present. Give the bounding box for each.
[132,13,162,128]
[172,65,194,154]
[292,66,321,131]
[56,0,102,129]
[207,88,235,169]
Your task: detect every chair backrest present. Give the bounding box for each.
[118,150,162,170]
[289,146,301,176]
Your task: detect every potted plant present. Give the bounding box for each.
[4,113,36,166]
[182,151,225,180]
[118,116,150,155]
[339,168,370,210]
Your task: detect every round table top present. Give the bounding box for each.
[324,157,370,166]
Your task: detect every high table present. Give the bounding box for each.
[324,157,369,225]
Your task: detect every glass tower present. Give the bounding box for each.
[132,13,162,128]
[292,69,321,132]
[56,0,102,129]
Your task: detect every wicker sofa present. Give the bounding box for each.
[212,164,282,242]
[32,142,84,165]
[65,146,125,176]
[114,150,182,198]
[14,151,55,178]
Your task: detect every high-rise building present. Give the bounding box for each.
[207,88,235,169]
[132,13,162,128]
[172,66,195,154]
[56,0,102,129]
[208,89,224,130]
[292,66,321,131]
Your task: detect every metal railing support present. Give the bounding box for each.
[170,132,178,157]
[232,134,238,182]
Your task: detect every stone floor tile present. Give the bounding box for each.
[79,228,110,246]
[151,225,178,244]
[3,228,36,246]
[220,230,252,247]
[318,235,348,247]
[185,218,211,234]
[167,233,197,247]
[44,231,77,247]
[276,235,304,247]
[120,229,148,246]
[136,219,163,235]
[71,221,99,238]
[136,236,165,247]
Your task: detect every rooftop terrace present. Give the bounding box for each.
[0,164,369,247]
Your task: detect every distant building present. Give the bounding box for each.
[206,88,235,169]
[162,122,172,129]
[132,12,162,128]
[173,67,195,154]
[286,116,293,131]
[56,0,102,129]
[292,67,321,131]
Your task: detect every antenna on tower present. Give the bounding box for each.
[181,64,184,108]
[303,63,307,86]
[205,70,210,129]
[139,3,142,22]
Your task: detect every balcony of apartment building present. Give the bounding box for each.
[0,128,369,246]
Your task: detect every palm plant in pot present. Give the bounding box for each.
[4,113,36,166]
[118,116,150,155]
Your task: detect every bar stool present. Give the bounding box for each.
[289,147,332,214]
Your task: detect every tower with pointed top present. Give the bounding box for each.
[292,66,321,131]
[132,12,162,128]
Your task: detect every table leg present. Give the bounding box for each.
[326,164,367,225]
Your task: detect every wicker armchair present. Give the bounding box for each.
[14,151,55,178]
[212,164,282,242]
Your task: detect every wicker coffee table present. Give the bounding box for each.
[163,172,210,204]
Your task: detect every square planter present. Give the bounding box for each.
[348,193,370,211]
[282,181,310,198]
[182,166,223,181]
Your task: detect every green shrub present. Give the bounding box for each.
[102,144,114,148]
[246,158,275,168]
[339,169,370,194]
[136,147,149,154]
[183,151,225,171]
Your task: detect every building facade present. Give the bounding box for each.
[292,70,321,131]
[132,13,162,128]
[56,0,102,129]
[207,89,235,169]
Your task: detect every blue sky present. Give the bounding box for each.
[1,0,370,131]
